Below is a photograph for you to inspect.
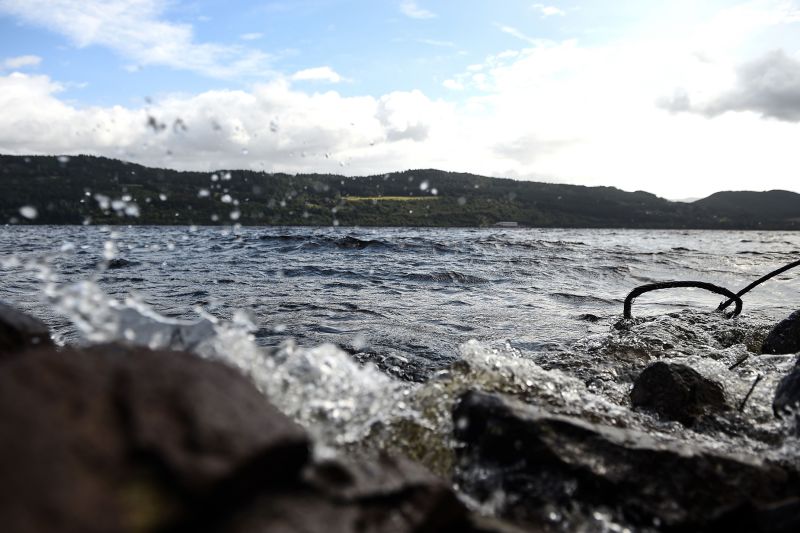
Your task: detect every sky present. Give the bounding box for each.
[1,0,800,199]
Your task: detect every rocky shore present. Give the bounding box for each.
[1,301,799,532]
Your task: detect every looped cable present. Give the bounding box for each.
[623,281,743,319]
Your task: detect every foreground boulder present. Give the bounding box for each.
[0,301,52,358]
[630,361,729,425]
[453,390,800,532]
[0,344,310,532]
[0,344,489,533]
[762,310,800,355]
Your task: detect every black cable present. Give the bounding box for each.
[717,258,800,313]
[623,281,743,320]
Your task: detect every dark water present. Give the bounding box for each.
[1,226,798,380]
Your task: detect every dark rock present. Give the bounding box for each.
[0,344,310,533]
[453,390,800,531]
[221,454,481,533]
[773,365,800,419]
[762,310,800,355]
[0,343,493,533]
[106,258,139,269]
[630,361,729,424]
[0,301,52,357]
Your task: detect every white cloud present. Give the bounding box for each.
[240,32,264,41]
[442,79,464,90]
[1,55,42,69]
[0,72,461,178]
[496,24,539,45]
[533,4,565,17]
[0,0,272,78]
[291,66,343,83]
[399,1,435,19]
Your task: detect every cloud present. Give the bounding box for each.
[0,72,461,177]
[240,32,264,41]
[442,79,463,90]
[532,4,565,17]
[399,1,435,19]
[0,0,272,78]
[661,50,800,122]
[291,66,343,83]
[1,55,42,69]
[417,38,456,48]
[496,24,538,45]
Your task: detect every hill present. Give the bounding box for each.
[1,154,799,229]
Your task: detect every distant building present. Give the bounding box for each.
[493,221,519,228]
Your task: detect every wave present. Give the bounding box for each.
[403,271,489,284]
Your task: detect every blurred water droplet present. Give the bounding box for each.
[159,193,167,201]
[103,240,118,260]
[458,196,467,206]
[230,210,241,221]
[19,206,38,219]
[57,155,70,164]
[241,148,249,155]
[221,194,233,204]
[198,188,210,198]
[419,180,429,191]
[210,174,219,182]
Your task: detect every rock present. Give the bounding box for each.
[629,361,729,424]
[453,390,800,531]
[762,310,800,355]
[773,365,800,419]
[0,301,52,357]
[0,343,494,533]
[220,454,483,533]
[0,344,310,533]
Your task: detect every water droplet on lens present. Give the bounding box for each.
[159,193,167,201]
[19,206,38,219]
[419,180,429,191]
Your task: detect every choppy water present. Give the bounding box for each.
[1,225,799,529]
[2,226,798,379]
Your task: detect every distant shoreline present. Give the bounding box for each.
[2,154,800,230]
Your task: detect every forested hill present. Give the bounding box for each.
[1,154,799,229]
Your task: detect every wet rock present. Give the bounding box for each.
[107,258,137,269]
[630,361,729,425]
[762,310,800,355]
[773,364,800,420]
[221,454,485,533]
[0,344,310,533]
[453,390,800,531]
[0,344,493,533]
[0,301,52,357]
